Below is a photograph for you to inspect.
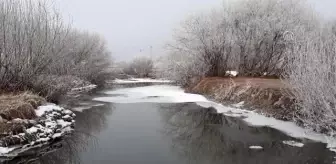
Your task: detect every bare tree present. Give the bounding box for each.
[122,56,154,78]
[286,21,336,134]
[161,0,314,84]
[0,0,113,100]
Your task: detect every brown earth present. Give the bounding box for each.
[187,77,298,121]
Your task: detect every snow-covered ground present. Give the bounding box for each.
[94,85,207,103]
[93,85,208,103]
[249,146,263,149]
[197,101,336,152]
[112,78,172,84]
[94,84,336,153]
[71,84,97,92]
[226,71,239,77]
[282,140,304,147]
[0,104,75,156]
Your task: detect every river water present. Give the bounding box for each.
[4,84,336,164]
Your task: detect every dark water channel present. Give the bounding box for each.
[3,84,335,164]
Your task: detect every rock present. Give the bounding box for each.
[62,115,72,122]
[0,104,76,156]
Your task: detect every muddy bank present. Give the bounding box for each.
[186,77,298,121]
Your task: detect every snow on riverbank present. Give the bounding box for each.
[94,85,207,103]
[94,84,336,153]
[196,101,336,153]
[282,140,304,147]
[112,78,172,84]
[249,146,263,150]
[0,104,75,156]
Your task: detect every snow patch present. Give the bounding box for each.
[63,109,73,115]
[93,103,104,107]
[0,147,15,155]
[52,133,62,139]
[233,101,245,108]
[226,71,238,77]
[112,78,172,84]
[94,85,209,103]
[249,146,263,149]
[93,84,336,154]
[62,115,71,119]
[56,119,72,128]
[0,104,75,157]
[26,127,38,134]
[196,101,336,153]
[282,140,304,147]
[36,137,50,142]
[35,104,56,117]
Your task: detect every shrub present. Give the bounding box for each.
[162,0,314,84]
[0,0,113,98]
[0,92,46,120]
[122,56,154,78]
[286,22,336,134]
[31,75,92,102]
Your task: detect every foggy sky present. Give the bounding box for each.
[56,0,336,61]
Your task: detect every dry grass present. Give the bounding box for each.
[188,77,298,121]
[188,77,285,93]
[0,92,46,120]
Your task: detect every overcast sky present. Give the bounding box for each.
[56,0,336,61]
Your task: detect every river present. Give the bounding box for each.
[4,84,335,164]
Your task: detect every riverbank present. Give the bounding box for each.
[0,92,75,157]
[186,77,297,121]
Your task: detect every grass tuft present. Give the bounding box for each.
[0,92,46,120]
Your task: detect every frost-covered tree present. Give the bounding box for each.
[0,0,113,98]
[161,0,314,84]
[122,56,154,78]
[286,21,336,134]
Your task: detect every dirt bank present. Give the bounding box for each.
[187,77,298,121]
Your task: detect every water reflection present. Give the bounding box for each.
[160,103,334,164]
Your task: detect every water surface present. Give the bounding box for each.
[4,85,335,164]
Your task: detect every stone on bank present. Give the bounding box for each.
[0,104,75,156]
